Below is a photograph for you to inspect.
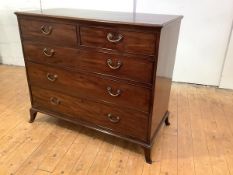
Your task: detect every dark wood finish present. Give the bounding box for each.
[15,8,182,28]
[29,107,37,123]
[23,42,154,84]
[15,8,182,164]
[31,86,148,141]
[26,62,151,112]
[19,18,77,48]
[149,20,182,140]
[79,25,156,55]
[143,147,152,164]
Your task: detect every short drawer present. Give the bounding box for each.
[19,18,77,47]
[31,86,148,141]
[23,42,153,84]
[27,62,151,112]
[79,26,156,55]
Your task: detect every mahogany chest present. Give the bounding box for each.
[15,9,182,163]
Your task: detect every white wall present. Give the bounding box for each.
[219,23,233,89]
[41,0,133,12]
[0,0,41,65]
[136,0,233,86]
[0,0,233,87]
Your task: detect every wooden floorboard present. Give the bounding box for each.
[0,65,233,175]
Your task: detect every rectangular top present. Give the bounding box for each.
[15,8,183,27]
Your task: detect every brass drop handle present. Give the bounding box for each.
[107,87,121,97]
[43,48,55,57]
[47,73,58,82]
[107,59,122,70]
[108,113,120,123]
[41,25,53,35]
[50,97,60,105]
[106,33,123,43]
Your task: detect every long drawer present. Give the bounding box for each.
[79,25,156,56]
[31,86,148,141]
[19,18,77,48]
[26,62,151,112]
[23,42,153,84]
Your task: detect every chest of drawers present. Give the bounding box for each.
[15,9,182,164]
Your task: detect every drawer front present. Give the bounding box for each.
[80,26,156,55]
[31,86,148,141]
[23,42,153,84]
[26,62,151,112]
[19,18,77,47]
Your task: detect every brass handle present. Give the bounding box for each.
[107,87,121,97]
[107,59,122,70]
[43,48,55,57]
[50,97,60,105]
[41,25,52,35]
[47,73,58,82]
[106,33,123,43]
[108,113,120,123]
